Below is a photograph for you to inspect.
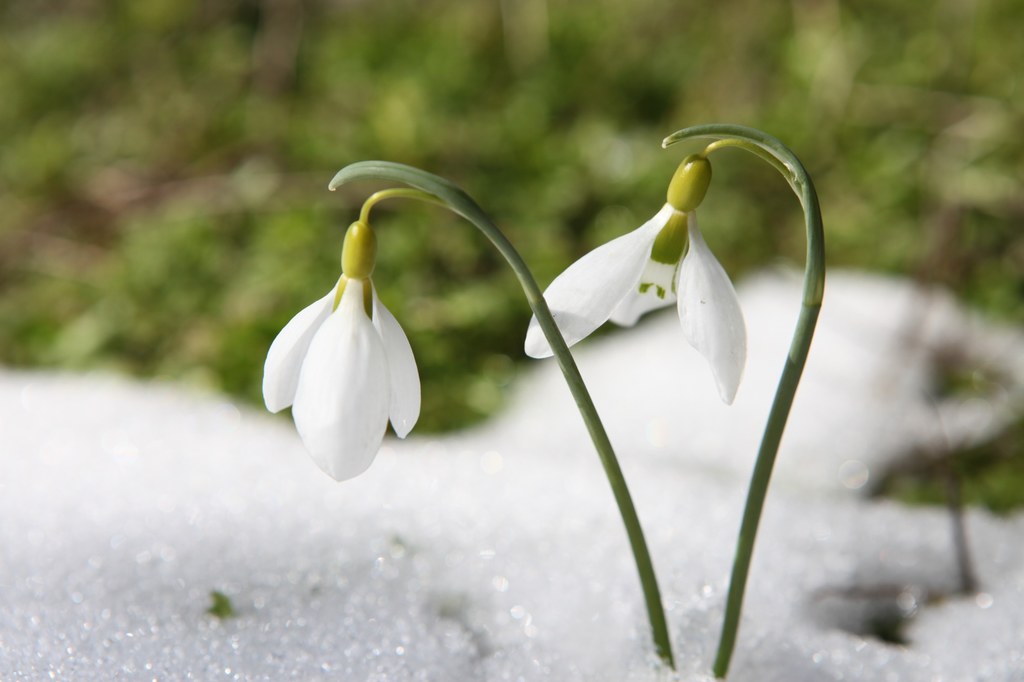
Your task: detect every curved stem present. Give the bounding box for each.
[701,140,794,193]
[359,188,447,225]
[330,162,676,668]
[665,125,825,678]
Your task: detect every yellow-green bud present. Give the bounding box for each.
[666,154,712,212]
[341,220,377,280]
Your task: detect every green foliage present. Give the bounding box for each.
[1,0,1021,438]
[876,416,1024,515]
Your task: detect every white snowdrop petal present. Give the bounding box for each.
[262,286,337,413]
[524,204,674,358]
[292,280,391,481]
[677,215,747,404]
[609,260,678,327]
[373,290,421,439]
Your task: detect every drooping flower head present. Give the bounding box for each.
[263,220,420,480]
[525,154,747,403]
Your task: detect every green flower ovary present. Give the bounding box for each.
[666,154,712,213]
[341,220,377,280]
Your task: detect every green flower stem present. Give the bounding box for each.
[330,162,675,669]
[358,188,447,225]
[664,125,826,678]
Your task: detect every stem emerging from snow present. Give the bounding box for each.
[329,162,676,669]
[664,125,826,678]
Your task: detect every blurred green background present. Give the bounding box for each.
[1,0,1021,436]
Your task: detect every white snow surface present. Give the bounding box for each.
[1,270,1023,681]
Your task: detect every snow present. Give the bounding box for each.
[1,270,1022,681]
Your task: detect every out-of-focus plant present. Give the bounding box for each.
[1,0,1020,434]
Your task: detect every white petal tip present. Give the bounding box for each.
[713,354,745,406]
[303,433,384,483]
[705,348,745,407]
[524,319,554,359]
[525,344,554,360]
[718,384,739,406]
[316,456,376,482]
[263,399,288,414]
[391,421,415,439]
[262,376,294,414]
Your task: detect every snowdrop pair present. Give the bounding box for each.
[263,133,813,677]
[262,219,420,481]
[525,154,746,403]
[265,153,744,481]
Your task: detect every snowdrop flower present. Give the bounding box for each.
[263,220,420,480]
[525,154,746,403]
